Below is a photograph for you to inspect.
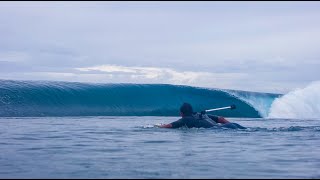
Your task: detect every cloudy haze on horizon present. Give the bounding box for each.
[1,1,320,93]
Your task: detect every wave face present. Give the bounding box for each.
[268,81,320,119]
[224,89,280,118]
[0,80,281,117]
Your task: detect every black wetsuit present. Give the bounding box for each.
[170,114,246,129]
[170,115,219,128]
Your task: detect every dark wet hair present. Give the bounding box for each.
[180,103,193,116]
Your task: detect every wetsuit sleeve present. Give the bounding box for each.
[170,118,186,129]
[207,114,219,123]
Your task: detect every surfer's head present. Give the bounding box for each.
[180,102,193,117]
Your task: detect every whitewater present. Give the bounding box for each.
[0,79,319,178]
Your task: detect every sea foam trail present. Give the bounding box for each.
[268,81,320,119]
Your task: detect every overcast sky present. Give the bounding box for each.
[0,1,320,93]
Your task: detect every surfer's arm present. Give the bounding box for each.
[158,123,173,128]
[208,115,230,124]
[217,117,230,124]
[157,118,185,128]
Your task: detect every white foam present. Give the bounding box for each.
[268,81,320,119]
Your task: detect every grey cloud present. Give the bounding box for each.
[0,2,320,93]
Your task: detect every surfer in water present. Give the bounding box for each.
[157,102,246,129]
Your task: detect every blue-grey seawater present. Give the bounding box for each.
[1,116,319,179]
[1,80,320,178]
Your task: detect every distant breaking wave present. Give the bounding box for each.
[268,81,320,119]
[0,80,282,117]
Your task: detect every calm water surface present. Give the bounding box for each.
[0,116,319,178]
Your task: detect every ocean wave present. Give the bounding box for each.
[0,79,279,117]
